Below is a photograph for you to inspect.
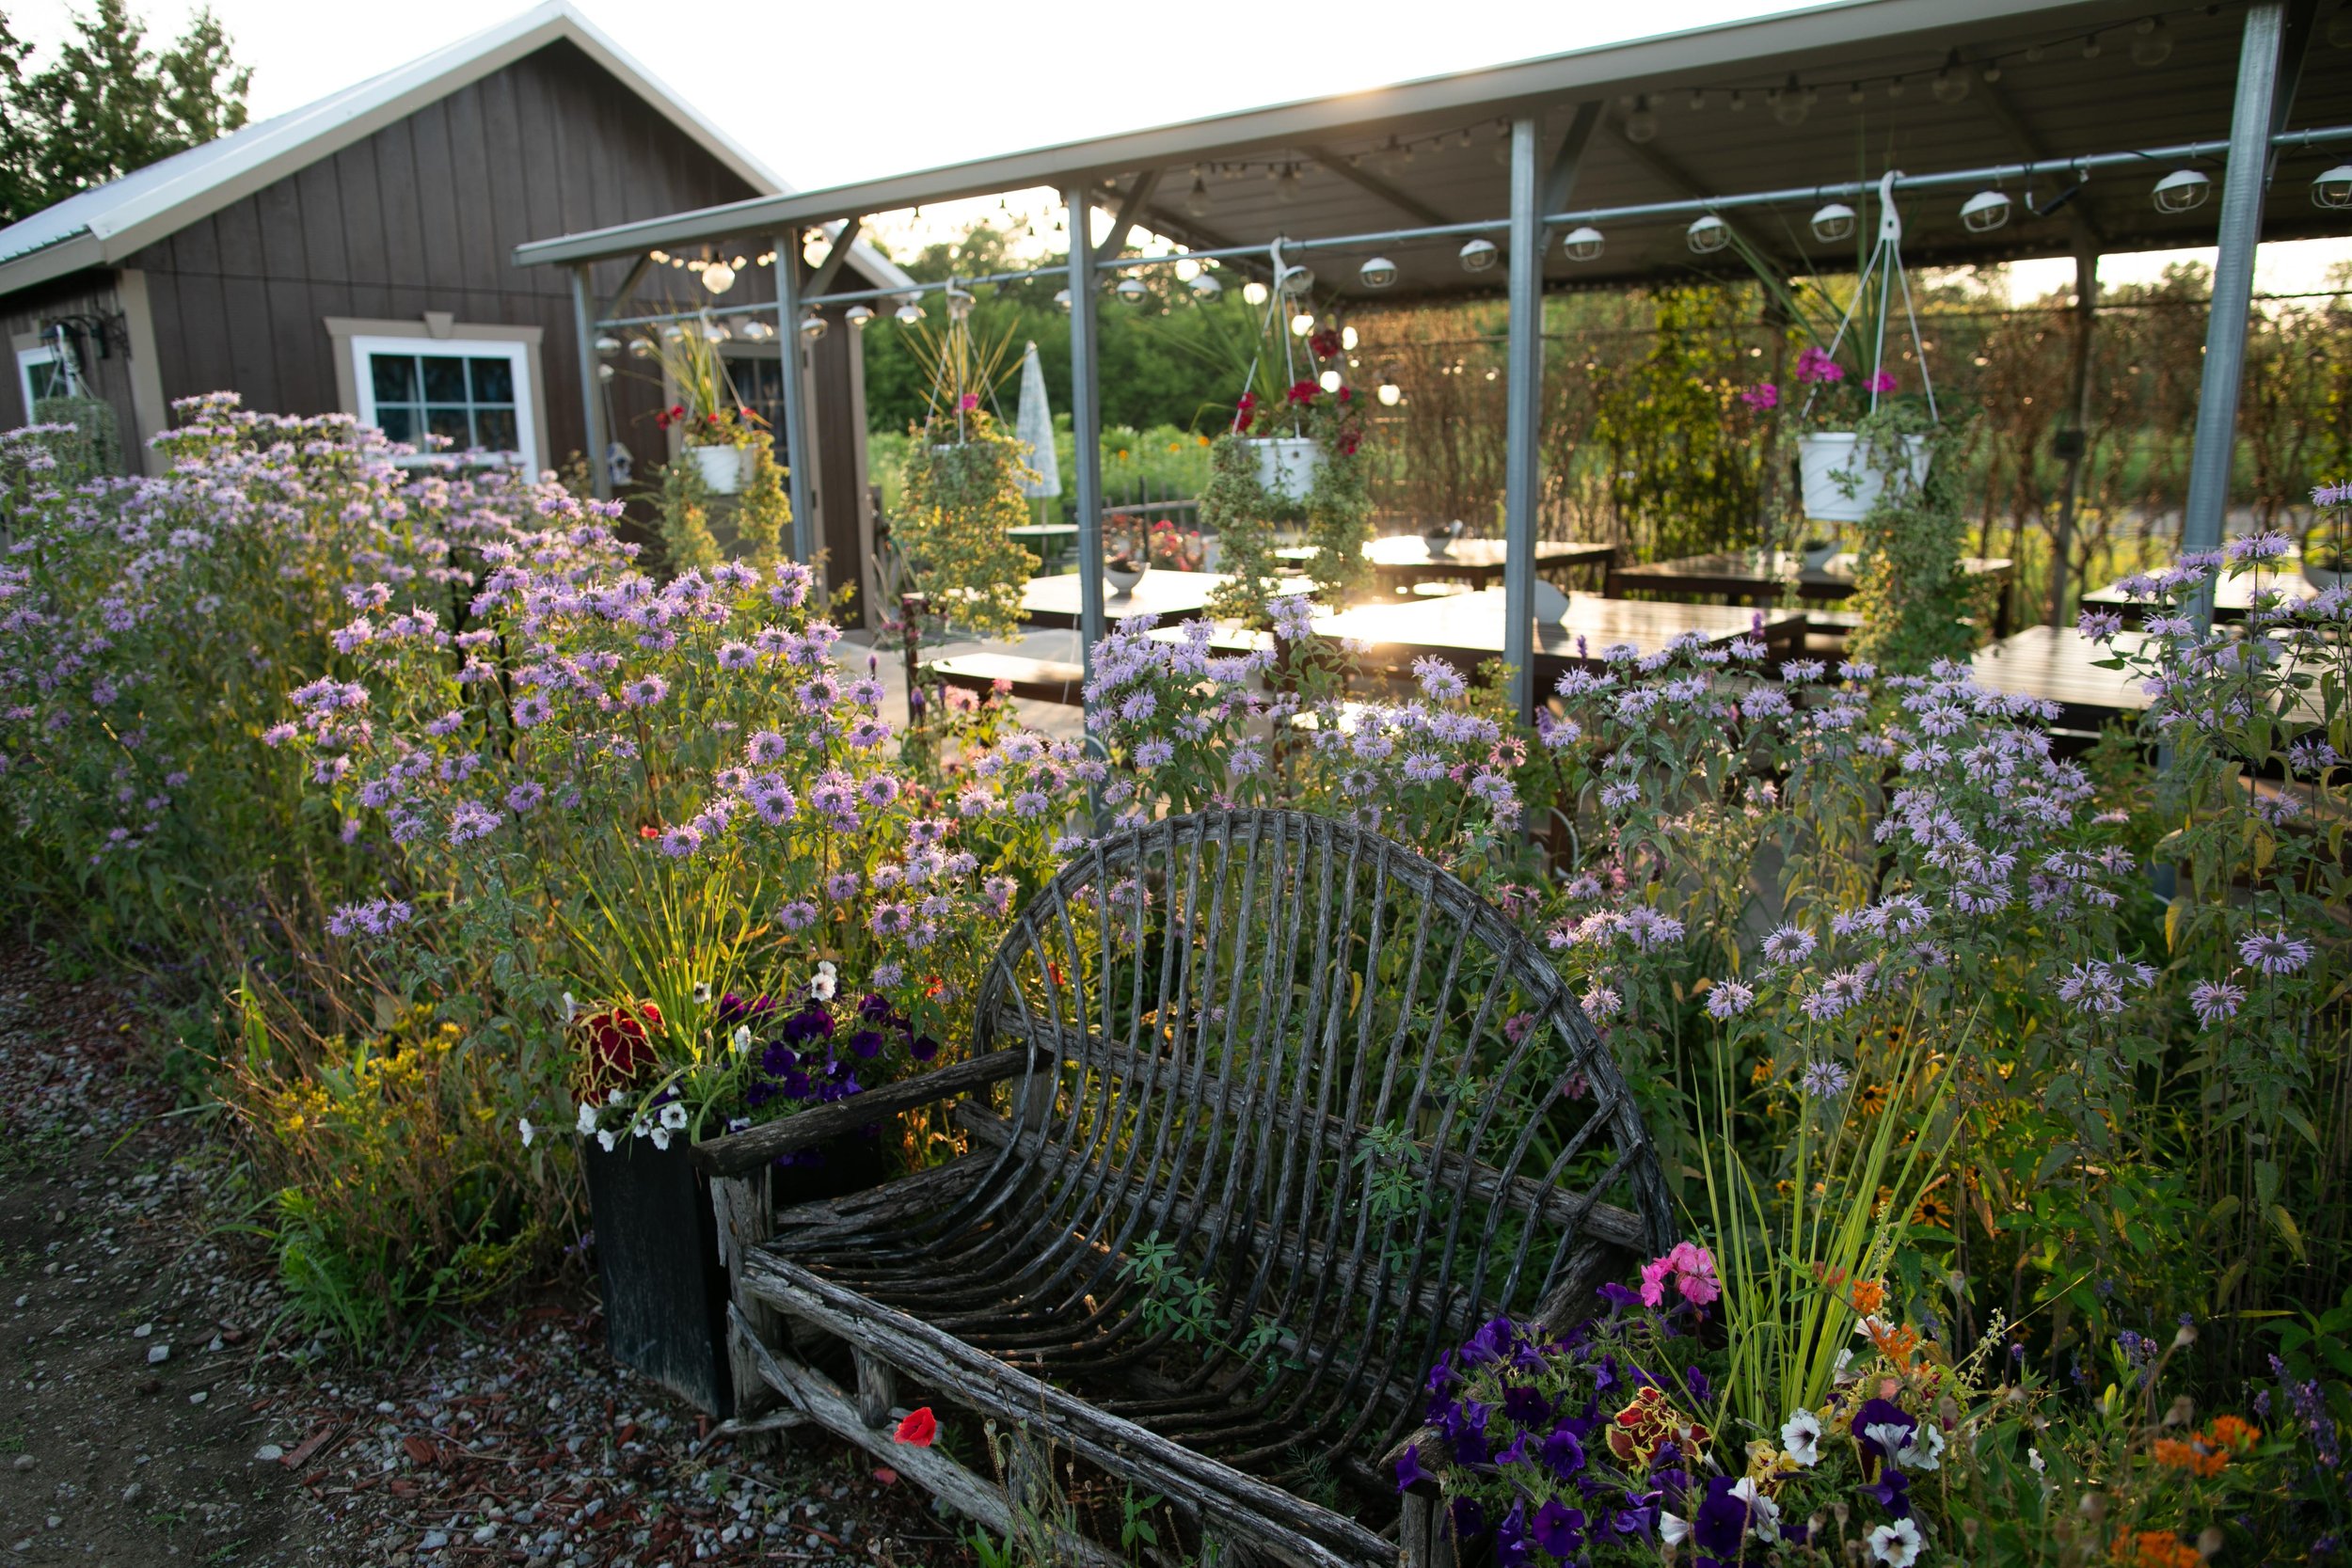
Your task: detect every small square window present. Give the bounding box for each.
[349,335,535,469]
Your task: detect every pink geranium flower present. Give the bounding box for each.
[1639,1242,1722,1307]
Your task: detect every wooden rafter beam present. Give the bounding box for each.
[1603,112,1799,271]
[1300,143,1451,228]
[600,253,655,321]
[1957,48,2104,248]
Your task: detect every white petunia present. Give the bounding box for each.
[1659,1513,1691,1547]
[562,991,577,1023]
[650,1126,672,1150]
[659,1102,689,1132]
[810,967,837,1003]
[596,1129,617,1152]
[2028,1446,2045,1476]
[632,1118,652,1139]
[1730,1478,1780,1541]
[608,1087,625,1105]
[1867,1517,1923,1566]
[1897,1423,1945,1471]
[517,1117,535,1147]
[691,981,714,1005]
[1832,1348,1857,1383]
[731,1024,753,1056]
[576,1101,598,1137]
[1779,1408,1823,1467]
[1865,1422,1915,1470]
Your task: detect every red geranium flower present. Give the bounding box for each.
[1286,379,1320,405]
[1336,386,1353,404]
[893,1407,937,1447]
[1308,329,1342,359]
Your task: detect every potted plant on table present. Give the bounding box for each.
[1206,332,1373,620]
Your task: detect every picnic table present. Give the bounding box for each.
[1019,569,1311,629]
[2077,560,2312,625]
[1968,625,2328,733]
[1275,535,1615,594]
[1610,549,2017,636]
[1315,588,1804,684]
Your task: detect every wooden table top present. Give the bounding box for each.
[2079,561,2314,623]
[1276,536,1615,573]
[1317,589,1804,673]
[1613,549,2013,600]
[1007,523,1078,540]
[1021,570,1312,628]
[1970,625,2328,728]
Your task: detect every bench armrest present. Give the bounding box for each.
[690,1046,1046,1178]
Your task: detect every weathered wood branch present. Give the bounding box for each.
[691,1047,1043,1176]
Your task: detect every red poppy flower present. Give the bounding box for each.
[893,1407,936,1447]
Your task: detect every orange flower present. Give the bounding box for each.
[2205,1415,2261,1449]
[1850,1278,1887,1315]
[2152,1436,2226,1478]
[2112,1530,2202,1568]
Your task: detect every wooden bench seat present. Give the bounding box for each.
[695,811,1672,1566]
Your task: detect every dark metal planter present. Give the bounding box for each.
[580,1129,892,1417]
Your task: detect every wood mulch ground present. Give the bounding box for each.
[0,943,969,1567]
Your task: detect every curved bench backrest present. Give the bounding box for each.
[971,809,1674,1468]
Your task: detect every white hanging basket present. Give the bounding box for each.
[1797,432,1931,522]
[691,444,747,495]
[1247,436,1323,502]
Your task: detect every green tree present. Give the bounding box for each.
[0,0,251,226]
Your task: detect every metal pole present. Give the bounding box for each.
[569,264,609,499]
[772,239,818,566]
[2181,1,2286,630]
[1063,188,1108,686]
[1501,115,1544,724]
[2045,244,2100,626]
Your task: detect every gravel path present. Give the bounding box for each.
[0,945,967,1567]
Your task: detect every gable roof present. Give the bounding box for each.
[0,1,912,298]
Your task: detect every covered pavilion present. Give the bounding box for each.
[514,0,2352,719]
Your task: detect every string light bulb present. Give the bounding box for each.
[1189,272,1224,297]
[1686,214,1730,254]
[700,261,737,294]
[2153,168,2211,213]
[1931,52,1971,103]
[1279,264,1316,296]
[1810,201,1856,243]
[594,335,622,356]
[1319,370,1343,393]
[1624,95,1658,144]
[1116,277,1148,305]
[1359,256,1399,289]
[1184,170,1212,217]
[627,337,656,359]
[1458,237,1500,273]
[1341,325,1359,351]
[845,305,873,328]
[1242,280,1270,306]
[895,300,925,325]
[1561,226,1605,262]
[1290,311,1316,337]
[1772,76,1813,127]
[1376,380,1403,406]
[739,319,775,341]
[798,312,827,341]
[2313,163,2352,209]
[1053,288,1072,311]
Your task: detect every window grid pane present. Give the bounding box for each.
[366,350,522,456]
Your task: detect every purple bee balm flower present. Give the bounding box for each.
[2188,978,2244,1026]
[657,824,703,857]
[621,675,667,708]
[2237,928,2312,976]
[1703,979,1754,1019]
[505,781,545,813]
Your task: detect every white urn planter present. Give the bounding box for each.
[1797,432,1931,522]
[691,444,747,495]
[1247,436,1323,503]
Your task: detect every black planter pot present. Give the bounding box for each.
[579,1128,893,1418]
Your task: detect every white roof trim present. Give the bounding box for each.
[0,1,913,297]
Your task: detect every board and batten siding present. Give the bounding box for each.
[122,38,760,483]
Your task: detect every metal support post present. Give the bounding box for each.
[569,264,609,499]
[1501,116,1545,724]
[2045,244,2100,626]
[1063,187,1108,684]
[2181,1,2286,630]
[772,240,818,565]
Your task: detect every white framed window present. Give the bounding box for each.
[16,343,71,412]
[348,336,537,469]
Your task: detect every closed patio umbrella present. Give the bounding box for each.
[1014,340,1060,499]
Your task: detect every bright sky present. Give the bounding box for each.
[11,0,2350,291]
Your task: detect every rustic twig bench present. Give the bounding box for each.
[692,809,1672,1566]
